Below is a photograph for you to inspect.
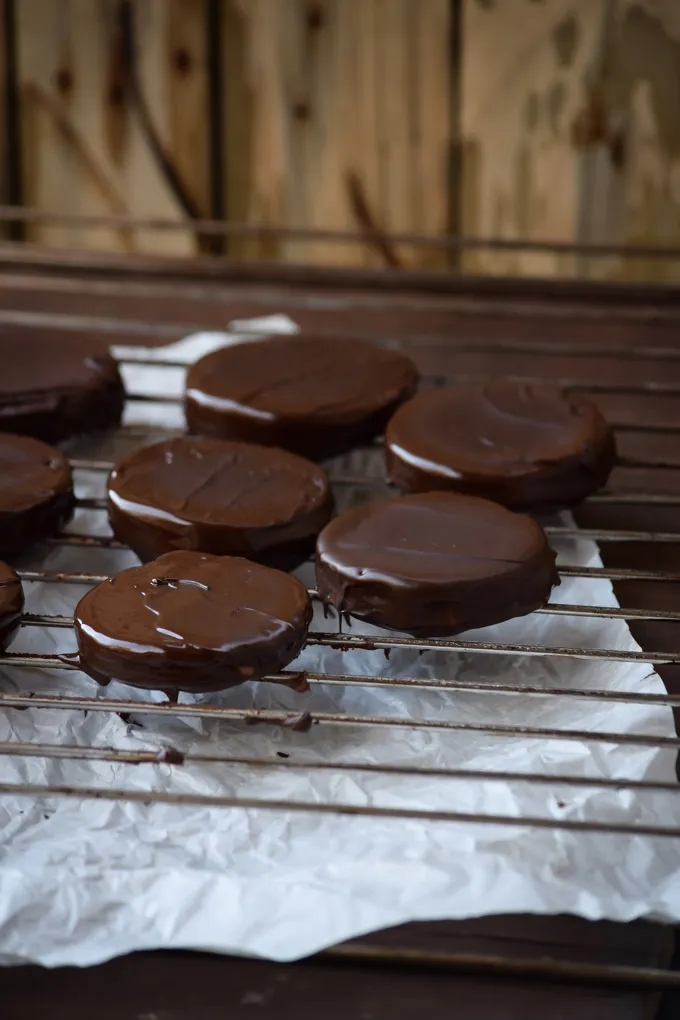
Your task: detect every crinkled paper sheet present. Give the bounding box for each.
[0,316,678,967]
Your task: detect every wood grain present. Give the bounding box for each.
[459,0,680,282]
[460,0,604,278]
[6,0,680,282]
[166,0,210,221]
[222,0,451,267]
[15,0,207,253]
[0,0,6,229]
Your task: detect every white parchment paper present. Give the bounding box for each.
[0,316,678,967]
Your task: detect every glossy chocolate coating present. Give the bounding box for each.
[108,437,334,568]
[0,331,125,442]
[0,561,24,651]
[75,550,312,695]
[316,492,559,636]
[386,382,616,513]
[185,337,418,460]
[0,434,75,560]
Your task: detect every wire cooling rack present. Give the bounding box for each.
[0,356,677,830]
[1,344,680,990]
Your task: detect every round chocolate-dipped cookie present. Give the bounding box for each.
[316,492,558,636]
[108,437,334,568]
[185,336,418,460]
[75,551,312,695]
[0,562,24,651]
[386,382,615,514]
[0,434,74,560]
[0,331,125,442]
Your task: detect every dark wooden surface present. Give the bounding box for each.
[0,249,678,1019]
[0,944,668,1020]
[2,917,675,1020]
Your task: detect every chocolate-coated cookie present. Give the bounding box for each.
[0,561,24,651]
[386,382,615,513]
[0,331,125,443]
[185,337,418,459]
[0,433,74,560]
[75,551,312,696]
[108,437,333,569]
[316,491,558,635]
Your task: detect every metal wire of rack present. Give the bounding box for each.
[1,328,680,989]
[0,355,678,811]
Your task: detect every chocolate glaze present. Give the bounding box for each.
[0,562,24,650]
[75,550,312,695]
[0,331,125,442]
[386,382,616,513]
[185,337,419,460]
[108,437,334,569]
[0,434,75,560]
[315,491,559,636]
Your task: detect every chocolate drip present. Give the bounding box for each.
[75,550,312,696]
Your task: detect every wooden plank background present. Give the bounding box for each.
[460,0,602,279]
[15,0,209,253]
[0,0,7,232]
[460,0,680,281]
[222,0,452,267]
[4,0,680,279]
